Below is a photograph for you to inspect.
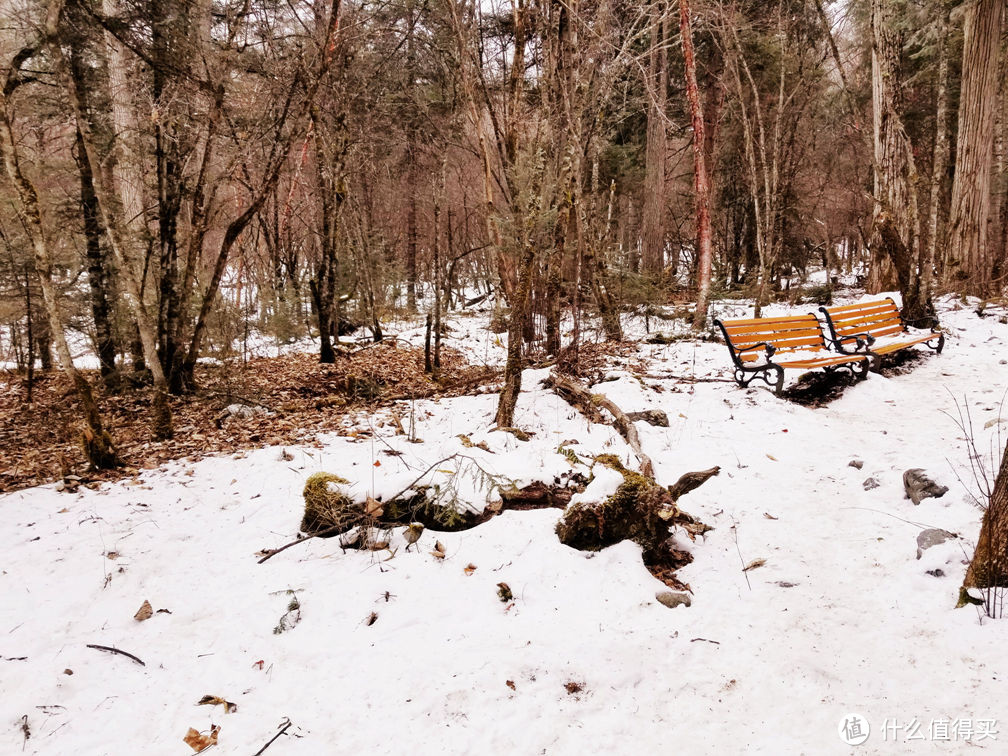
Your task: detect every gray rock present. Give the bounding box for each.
[904,468,949,505]
[848,459,864,470]
[627,410,670,428]
[916,528,957,559]
[863,477,880,491]
[656,590,692,609]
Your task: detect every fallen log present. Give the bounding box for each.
[544,372,655,478]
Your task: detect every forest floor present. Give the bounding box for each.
[2,289,1008,754]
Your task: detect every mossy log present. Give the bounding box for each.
[555,457,715,554]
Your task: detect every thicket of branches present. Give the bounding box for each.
[0,0,1006,451]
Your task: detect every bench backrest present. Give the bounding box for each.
[820,298,903,341]
[715,314,827,364]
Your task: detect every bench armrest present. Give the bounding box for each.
[742,341,777,359]
[831,333,875,351]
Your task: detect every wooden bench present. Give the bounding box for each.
[818,298,944,370]
[714,314,870,395]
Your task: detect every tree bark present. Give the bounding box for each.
[495,241,535,427]
[868,0,921,309]
[962,441,1008,615]
[681,0,713,330]
[921,3,951,310]
[73,126,118,377]
[947,0,1004,294]
[641,1,668,277]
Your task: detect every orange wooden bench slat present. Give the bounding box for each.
[733,336,826,354]
[777,354,868,369]
[822,301,896,316]
[869,332,940,355]
[829,314,901,330]
[718,314,815,327]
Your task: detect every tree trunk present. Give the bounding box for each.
[922,4,950,307]
[309,106,345,364]
[641,1,668,277]
[947,0,1004,294]
[681,0,713,330]
[962,441,1008,616]
[495,241,535,428]
[85,0,173,438]
[0,40,119,469]
[74,126,118,378]
[869,0,921,305]
[151,0,185,388]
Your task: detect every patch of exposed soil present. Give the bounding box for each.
[782,370,863,407]
[0,343,497,493]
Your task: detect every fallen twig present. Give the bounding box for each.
[643,373,734,383]
[85,643,145,666]
[730,518,752,592]
[252,719,293,756]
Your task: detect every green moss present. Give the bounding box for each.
[300,472,353,534]
[591,453,628,474]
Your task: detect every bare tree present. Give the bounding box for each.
[680,0,713,329]
[0,0,119,468]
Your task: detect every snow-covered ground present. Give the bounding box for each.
[2,292,1006,754]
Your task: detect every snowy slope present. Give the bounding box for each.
[1,293,1006,755]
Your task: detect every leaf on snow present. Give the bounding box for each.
[183,724,220,752]
[197,695,237,713]
[365,496,384,518]
[742,558,767,572]
[763,512,778,520]
[464,563,477,575]
[431,541,446,559]
[134,600,153,622]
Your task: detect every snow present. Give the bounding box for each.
[2,291,1007,754]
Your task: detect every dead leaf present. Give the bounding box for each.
[134,600,153,622]
[364,496,384,518]
[766,454,777,461]
[506,680,516,690]
[431,541,446,559]
[183,725,220,752]
[197,695,237,713]
[57,507,68,514]
[497,582,513,602]
[365,611,378,626]
[464,563,477,575]
[742,558,767,572]
[763,512,778,520]
[372,460,381,467]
